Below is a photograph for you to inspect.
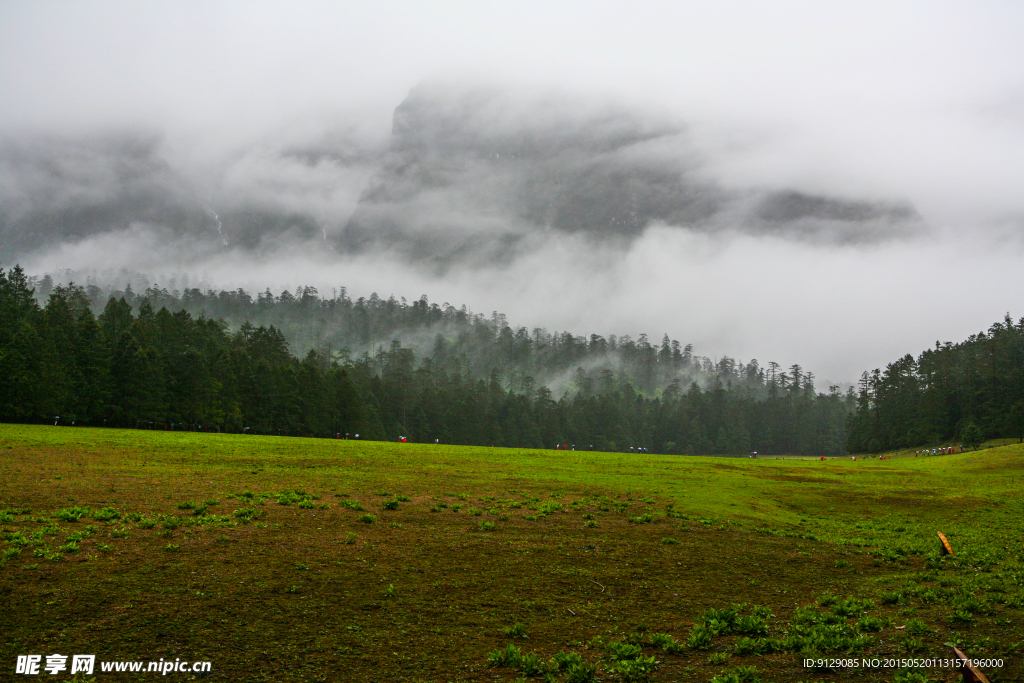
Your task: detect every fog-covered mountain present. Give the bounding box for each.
[0,84,920,266]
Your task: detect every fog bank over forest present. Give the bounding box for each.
[2,2,1023,382]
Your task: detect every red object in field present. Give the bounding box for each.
[821,456,825,461]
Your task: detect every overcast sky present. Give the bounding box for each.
[2,1,1024,382]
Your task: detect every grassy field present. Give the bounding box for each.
[1,425,1023,682]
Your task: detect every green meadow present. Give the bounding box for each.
[1,425,1022,682]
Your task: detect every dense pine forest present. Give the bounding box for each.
[847,314,1024,452]
[8,267,1023,455]
[1,266,860,455]
[12,266,1024,454]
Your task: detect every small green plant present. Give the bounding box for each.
[710,664,761,683]
[382,499,399,510]
[383,583,395,598]
[93,507,121,522]
[338,500,365,511]
[487,643,523,668]
[55,506,91,523]
[549,651,584,671]
[110,526,130,539]
[161,516,181,530]
[467,507,483,516]
[517,651,547,677]
[358,514,376,524]
[504,622,528,638]
[629,514,654,524]
[660,537,678,544]
[583,520,598,528]
[605,640,643,661]
[610,655,658,682]
[479,521,495,531]
[687,624,715,649]
[296,562,308,570]
[734,615,769,636]
[857,615,885,632]
[98,543,112,552]
[137,517,157,529]
[880,590,902,605]
[395,495,411,502]
[232,507,265,523]
[177,501,197,510]
[707,652,731,665]
[903,618,930,635]
[649,633,683,653]
[948,609,974,624]
[451,504,464,512]
[343,532,357,544]
[164,544,180,552]
[203,499,219,506]
[582,513,594,520]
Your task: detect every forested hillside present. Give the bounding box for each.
[847,315,1024,452]
[1,266,854,454]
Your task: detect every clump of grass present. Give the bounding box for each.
[660,537,678,545]
[382,584,395,598]
[733,615,769,636]
[382,499,399,510]
[710,665,761,683]
[504,622,528,638]
[110,526,130,539]
[649,633,684,654]
[451,504,463,513]
[707,652,731,665]
[487,643,523,668]
[164,543,180,552]
[880,590,902,605]
[358,514,376,524]
[55,506,91,523]
[343,532,357,544]
[203,499,219,506]
[137,517,157,529]
[856,615,885,632]
[59,541,79,554]
[395,495,411,502]
[231,507,265,523]
[687,624,716,649]
[479,521,495,531]
[161,516,180,530]
[629,514,654,524]
[93,507,121,522]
